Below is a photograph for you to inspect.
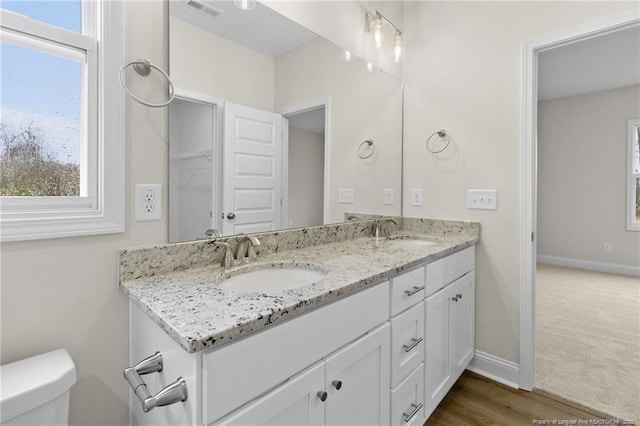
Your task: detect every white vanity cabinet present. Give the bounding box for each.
[218,323,390,426]
[127,244,476,426]
[424,246,475,419]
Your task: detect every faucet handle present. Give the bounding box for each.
[214,241,234,268]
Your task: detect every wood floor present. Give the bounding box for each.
[423,372,625,426]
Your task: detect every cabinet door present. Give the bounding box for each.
[450,273,475,377]
[324,323,390,426]
[424,287,452,419]
[215,362,325,426]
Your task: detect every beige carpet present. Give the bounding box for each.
[536,263,640,423]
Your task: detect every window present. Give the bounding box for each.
[0,1,124,242]
[628,119,640,231]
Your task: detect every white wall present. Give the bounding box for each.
[0,2,168,424]
[537,85,640,267]
[288,126,324,228]
[401,1,638,366]
[275,36,403,223]
[170,16,275,111]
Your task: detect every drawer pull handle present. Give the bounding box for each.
[123,352,188,413]
[452,296,459,302]
[332,380,343,390]
[402,402,424,422]
[403,337,423,353]
[404,286,425,296]
[317,391,328,402]
[456,293,463,299]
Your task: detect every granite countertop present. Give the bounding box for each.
[120,221,479,354]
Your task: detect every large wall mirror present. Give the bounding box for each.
[169,0,403,242]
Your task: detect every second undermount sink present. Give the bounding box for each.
[383,235,438,247]
[214,262,327,294]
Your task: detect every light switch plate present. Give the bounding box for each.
[384,188,394,205]
[411,189,423,206]
[338,188,354,204]
[467,189,497,210]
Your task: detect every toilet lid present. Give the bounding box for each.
[0,349,76,422]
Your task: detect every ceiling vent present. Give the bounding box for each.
[187,0,224,18]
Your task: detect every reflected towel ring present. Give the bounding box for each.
[119,59,175,108]
[426,130,450,154]
[358,139,376,159]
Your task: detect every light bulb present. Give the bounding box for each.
[234,0,256,10]
[394,32,402,63]
[372,19,383,49]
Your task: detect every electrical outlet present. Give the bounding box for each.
[467,189,497,210]
[384,188,394,205]
[135,184,162,221]
[338,188,354,204]
[603,243,612,253]
[411,189,423,206]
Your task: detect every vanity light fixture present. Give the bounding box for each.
[365,10,403,61]
[234,0,256,11]
[394,31,403,63]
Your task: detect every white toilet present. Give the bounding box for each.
[0,349,76,425]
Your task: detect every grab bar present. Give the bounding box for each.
[123,352,188,413]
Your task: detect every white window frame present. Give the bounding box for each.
[0,1,124,242]
[627,118,640,232]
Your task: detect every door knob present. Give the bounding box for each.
[226,212,236,220]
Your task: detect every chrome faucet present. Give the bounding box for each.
[372,218,398,237]
[214,241,234,268]
[235,235,261,263]
[205,228,222,238]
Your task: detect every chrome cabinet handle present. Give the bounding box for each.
[332,380,343,390]
[402,402,424,422]
[317,391,328,402]
[456,293,463,299]
[403,337,423,353]
[404,286,425,296]
[452,295,459,302]
[123,352,188,413]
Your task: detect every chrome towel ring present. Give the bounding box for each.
[119,59,175,108]
[426,130,450,154]
[358,139,376,159]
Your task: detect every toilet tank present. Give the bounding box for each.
[0,349,76,426]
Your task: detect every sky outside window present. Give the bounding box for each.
[0,1,82,165]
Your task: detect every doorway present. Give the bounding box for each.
[520,7,640,412]
[281,100,330,229]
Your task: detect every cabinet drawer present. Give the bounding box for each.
[390,364,424,426]
[390,302,424,388]
[203,281,390,424]
[390,266,426,316]
[426,246,475,296]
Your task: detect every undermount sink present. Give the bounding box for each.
[214,262,327,294]
[383,235,438,247]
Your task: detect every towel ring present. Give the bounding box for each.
[426,130,450,154]
[119,59,175,108]
[358,139,376,159]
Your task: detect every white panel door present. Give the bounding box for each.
[324,323,390,426]
[215,362,325,426]
[223,102,282,236]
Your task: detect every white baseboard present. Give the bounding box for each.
[467,350,520,389]
[537,254,640,277]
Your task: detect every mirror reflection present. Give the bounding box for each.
[169,0,402,242]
